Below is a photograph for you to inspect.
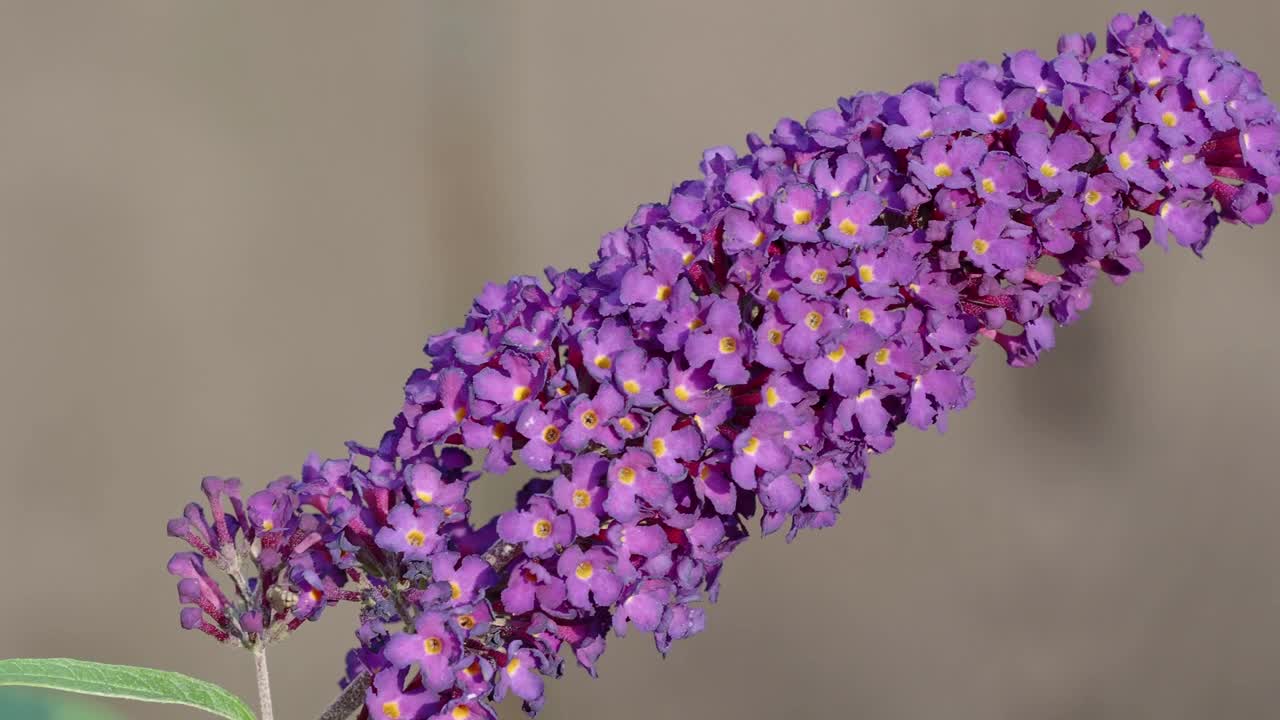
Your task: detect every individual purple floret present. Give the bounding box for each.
[168,12,1279,719]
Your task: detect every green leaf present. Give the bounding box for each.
[0,687,125,720]
[0,658,256,720]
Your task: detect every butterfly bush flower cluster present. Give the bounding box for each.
[168,13,1278,720]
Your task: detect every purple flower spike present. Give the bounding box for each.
[170,12,1280,717]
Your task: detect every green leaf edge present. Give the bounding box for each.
[0,658,256,720]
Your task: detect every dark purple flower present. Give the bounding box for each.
[365,669,437,720]
[497,496,573,559]
[823,191,886,248]
[685,298,750,385]
[374,504,444,561]
[553,455,609,536]
[557,546,622,609]
[911,136,985,190]
[951,203,1032,273]
[383,612,462,692]
[1016,131,1094,193]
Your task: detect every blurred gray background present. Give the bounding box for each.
[2,2,1279,719]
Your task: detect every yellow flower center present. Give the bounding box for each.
[1084,189,1102,206]
[1198,88,1212,105]
[809,268,829,284]
[1039,161,1059,178]
[449,580,462,600]
[804,311,823,330]
[745,189,764,203]
[541,425,560,444]
[681,251,694,265]
[1118,151,1134,170]
[767,329,783,345]
[742,437,760,456]
[988,108,1007,125]
[654,284,672,301]
[971,238,990,255]
[651,437,667,457]
[858,264,875,283]
[458,614,476,630]
[572,489,591,508]
[932,162,953,178]
[580,409,599,429]
[918,128,933,139]
[765,386,780,407]
[532,519,553,538]
[981,177,997,194]
[405,529,427,547]
[261,519,274,532]
[618,416,636,432]
[766,288,781,302]
[453,406,467,422]
[452,706,472,720]
[857,308,875,324]
[575,561,594,580]
[718,336,737,354]
[617,466,636,485]
[415,490,433,504]
[856,389,875,402]
[506,657,522,676]
[751,231,765,247]
[838,218,859,236]
[382,701,402,719]
[673,384,692,402]
[1161,111,1178,127]
[622,379,641,394]
[791,208,813,225]
[874,348,891,365]
[593,354,611,370]
[512,385,532,402]
[826,345,846,362]
[424,636,443,655]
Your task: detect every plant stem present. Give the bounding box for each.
[316,672,371,720]
[253,644,274,720]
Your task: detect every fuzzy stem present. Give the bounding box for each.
[253,644,274,720]
[316,672,372,720]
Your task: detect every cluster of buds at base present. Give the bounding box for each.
[167,476,358,648]
[168,12,1278,720]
